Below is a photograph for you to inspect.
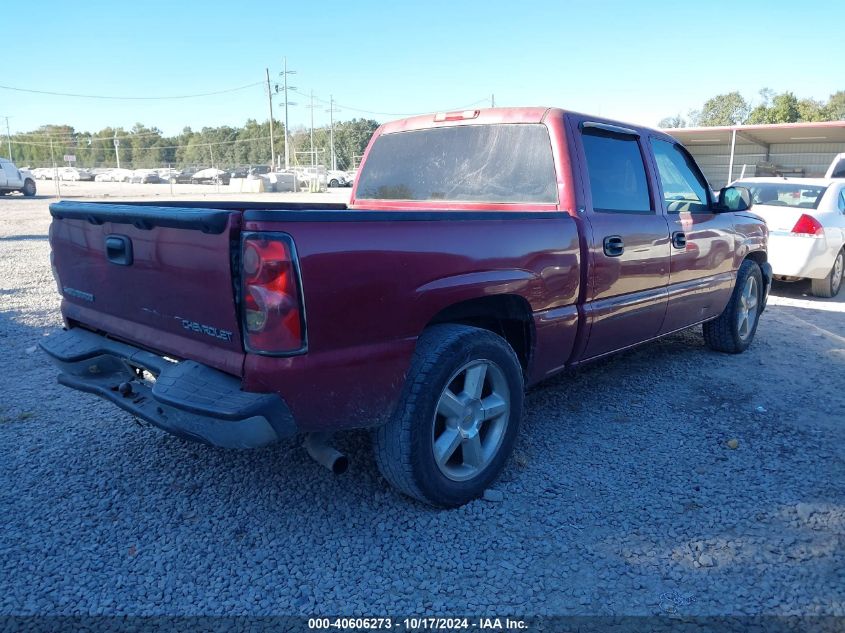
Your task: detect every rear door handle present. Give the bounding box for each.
[603,235,624,257]
[672,231,687,249]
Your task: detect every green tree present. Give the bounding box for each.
[694,92,749,126]
[797,98,827,122]
[825,91,845,120]
[658,114,686,129]
[768,92,800,123]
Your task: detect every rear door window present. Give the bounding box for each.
[355,124,557,204]
[581,129,652,213]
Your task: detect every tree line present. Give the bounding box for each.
[659,89,845,128]
[8,118,380,171]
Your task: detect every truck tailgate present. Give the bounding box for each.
[49,202,245,377]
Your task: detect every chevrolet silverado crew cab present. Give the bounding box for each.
[42,107,771,507]
[0,158,37,196]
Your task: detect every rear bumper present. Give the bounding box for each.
[768,233,836,280]
[40,328,297,448]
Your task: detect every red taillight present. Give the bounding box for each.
[241,235,304,353]
[790,214,823,237]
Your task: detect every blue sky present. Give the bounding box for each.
[2,0,843,135]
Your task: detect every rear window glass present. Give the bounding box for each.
[734,182,828,209]
[355,124,557,203]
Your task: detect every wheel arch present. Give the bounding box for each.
[425,294,535,372]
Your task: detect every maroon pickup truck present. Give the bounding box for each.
[42,107,771,507]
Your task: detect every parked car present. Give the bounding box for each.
[93,168,133,182]
[57,167,94,181]
[42,107,772,507]
[157,168,180,182]
[129,170,161,184]
[191,167,229,185]
[327,170,350,187]
[0,158,37,196]
[732,177,844,297]
[169,168,198,184]
[31,167,52,180]
[231,165,271,179]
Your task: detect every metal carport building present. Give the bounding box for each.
[664,121,845,189]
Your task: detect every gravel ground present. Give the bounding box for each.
[0,191,843,617]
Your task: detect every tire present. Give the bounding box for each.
[703,259,763,354]
[373,324,524,507]
[810,249,843,298]
[22,179,36,197]
[329,179,339,188]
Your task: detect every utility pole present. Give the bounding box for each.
[4,116,11,160]
[279,57,297,170]
[325,96,341,171]
[113,133,120,169]
[265,68,276,167]
[50,138,61,198]
[308,90,316,167]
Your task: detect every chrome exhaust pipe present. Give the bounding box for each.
[303,433,348,475]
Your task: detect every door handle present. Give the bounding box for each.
[672,231,687,249]
[603,235,624,257]
[105,235,133,266]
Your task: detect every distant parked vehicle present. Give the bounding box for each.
[231,165,272,179]
[733,177,845,297]
[826,153,845,179]
[129,170,161,184]
[31,167,54,180]
[169,169,197,184]
[94,168,132,182]
[157,168,180,181]
[0,158,37,196]
[327,170,351,187]
[191,168,229,185]
[57,167,94,182]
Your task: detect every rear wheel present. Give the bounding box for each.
[703,259,763,354]
[811,250,843,298]
[373,324,524,507]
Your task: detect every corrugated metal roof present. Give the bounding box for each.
[665,121,845,145]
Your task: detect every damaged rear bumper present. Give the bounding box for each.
[40,328,296,448]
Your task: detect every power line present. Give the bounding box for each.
[289,89,490,117]
[0,81,264,101]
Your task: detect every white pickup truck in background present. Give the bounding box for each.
[0,158,37,196]
[826,153,845,179]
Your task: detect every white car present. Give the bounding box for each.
[0,158,37,196]
[57,167,94,181]
[733,177,845,297]
[326,170,349,187]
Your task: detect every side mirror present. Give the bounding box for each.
[718,186,752,212]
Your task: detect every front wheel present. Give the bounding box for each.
[373,324,524,507]
[22,179,36,196]
[810,249,843,298]
[703,259,763,353]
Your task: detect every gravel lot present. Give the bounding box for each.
[1,188,843,617]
